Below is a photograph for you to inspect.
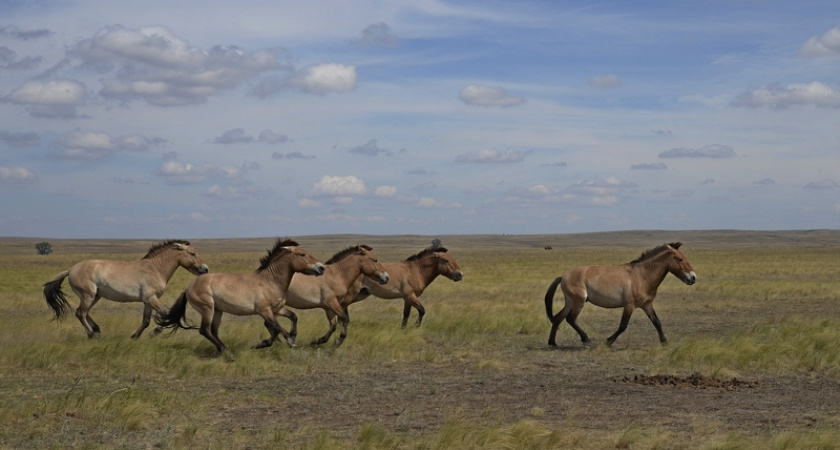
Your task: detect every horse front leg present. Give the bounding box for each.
[641,303,667,344]
[131,303,153,339]
[276,307,298,347]
[606,306,634,347]
[311,310,338,345]
[334,307,350,347]
[402,294,425,328]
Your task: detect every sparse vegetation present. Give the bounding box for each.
[1,231,839,449]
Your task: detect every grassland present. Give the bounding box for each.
[1,230,839,449]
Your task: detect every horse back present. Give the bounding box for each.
[562,265,633,308]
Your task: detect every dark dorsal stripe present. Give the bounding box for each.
[406,246,448,262]
[326,244,373,265]
[143,239,191,259]
[630,242,681,264]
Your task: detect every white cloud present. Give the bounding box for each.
[732,82,840,109]
[312,175,367,196]
[0,166,37,184]
[588,74,622,88]
[3,79,86,105]
[52,131,165,160]
[798,25,840,57]
[659,144,736,159]
[458,84,525,107]
[417,197,461,208]
[298,198,321,208]
[288,63,357,95]
[258,129,290,144]
[455,148,532,163]
[374,185,397,197]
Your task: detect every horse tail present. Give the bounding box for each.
[155,290,193,330]
[544,276,563,321]
[43,270,71,321]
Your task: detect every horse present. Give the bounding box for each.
[280,244,389,347]
[346,246,464,328]
[156,238,325,353]
[544,242,696,348]
[42,239,209,339]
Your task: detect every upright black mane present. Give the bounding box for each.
[257,238,300,272]
[326,244,373,265]
[406,246,448,261]
[143,239,191,259]
[630,242,681,264]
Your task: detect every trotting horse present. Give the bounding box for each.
[346,246,464,327]
[42,239,209,339]
[156,238,325,353]
[280,244,389,347]
[544,242,696,348]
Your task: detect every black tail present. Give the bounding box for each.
[43,270,71,321]
[155,291,193,330]
[544,277,563,321]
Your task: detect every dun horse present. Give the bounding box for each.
[280,245,389,347]
[347,246,464,327]
[544,242,696,348]
[42,239,209,339]
[156,239,324,353]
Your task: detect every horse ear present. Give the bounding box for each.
[668,242,682,249]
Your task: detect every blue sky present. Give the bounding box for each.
[1,0,838,238]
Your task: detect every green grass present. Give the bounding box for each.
[1,232,839,448]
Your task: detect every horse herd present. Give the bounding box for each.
[42,238,697,352]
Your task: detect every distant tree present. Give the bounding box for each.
[430,238,442,249]
[35,242,53,256]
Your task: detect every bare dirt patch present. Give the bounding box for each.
[616,372,760,390]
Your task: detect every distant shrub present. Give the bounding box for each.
[35,242,52,255]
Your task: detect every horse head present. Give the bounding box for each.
[434,250,463,282]
[356,245,389,285]
[666,242,696,285]
[286,245,326,276]
[172,241,210,275]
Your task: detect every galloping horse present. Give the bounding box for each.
[346,246,464,327]
[42,239,209,339]
[156,239,325,353]
[281,245,389,347]
[544,242,696,348]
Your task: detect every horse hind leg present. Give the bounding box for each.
[565,303,591,347]
[131,303,153,339]
[73,292,102,338]
[334,307,350,347]
[199,310,227,353]
[311,310,338,345]
[277,307,298,347]
[547,304,572,348]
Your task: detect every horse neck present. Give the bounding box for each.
[634,252,672,290]
[264,257,296,286]
[328,255,364,285]
[412,256,441,286]
[144,250,182,281]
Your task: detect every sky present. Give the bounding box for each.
[1,0,839,239]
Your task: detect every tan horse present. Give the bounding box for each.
[346,246,464,327]
[280,244,389,347]
[544,242,697,348]
[156,238,324,353]
[43,239,209,339]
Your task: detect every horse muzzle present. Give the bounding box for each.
[449,271,464,282]
[309,263,326,276]
[193,264,210,275]
[376,272,390,285]
[683,271,697,285]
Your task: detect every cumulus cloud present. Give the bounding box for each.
[202,184,272,201]
[213,128,254,144]
[258,129,291,144]
[312,175,367,196]
[458,84,525,107]
[1,79,88,119]
[455,148,532,163]
[288,63,357,95]
[374,185,397,197]
[732,82,840,109]
[53,131,165,160]
[65,25,290,107]
[0,26,53,41]
[0,130,41,147]
[0,46,42,70]
[659,144,735,159]
[588,74,622,88]
[803,179,838,189]
[350,139,390,156]
[416,197,462,208]
[273,151,315,160]
[631,162,667,170]
[158,160,256,185]
[354,22,399,47]
[0,166,37,184]
[798,25,840,57]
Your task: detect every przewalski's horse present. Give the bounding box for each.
[346,246,463,327]
[544,242,696,348]
[156,238,325,353]
[43,239,209,339]
[281,244,389,347]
